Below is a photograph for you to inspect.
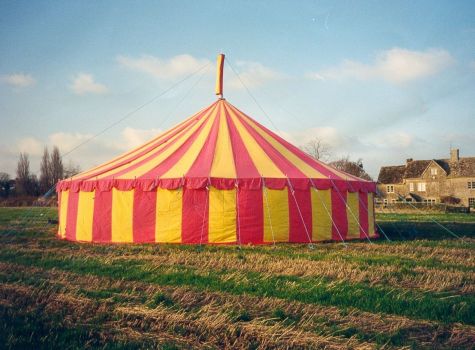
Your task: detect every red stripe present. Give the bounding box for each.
[226,102,343,179]
[231,107,307,178]
[186,104,221,177]
[81,104,216,181]
[65,191,79,240]
[237,188,263,244]
[133,189,156,243]
[92,190,112,242]
[224,105,262,178]
[288,188,312,243]
[331,189,348,241]
[181,188,208,243]
[138,105,218,179]
[359,192,369,239]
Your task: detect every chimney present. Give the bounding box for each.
[450,148,459,162]
[406,158,413,164]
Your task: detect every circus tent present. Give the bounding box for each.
[56,54,377,244]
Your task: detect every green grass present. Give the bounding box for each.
[377,212,475,223]
[0,206,57,223]
[1,247,474,325]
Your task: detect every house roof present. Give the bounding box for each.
[404,160,431,179]
[377,156,475,184]
[377,165,405,184]
[446,157,475,177]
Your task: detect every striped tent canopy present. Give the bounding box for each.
[57,55,377,244]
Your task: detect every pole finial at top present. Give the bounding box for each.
[215,54,225,98]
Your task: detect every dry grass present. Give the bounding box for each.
[2,261,475,349]
[0,273,376,350]
[4,239,473,294]
[1,207,475,349]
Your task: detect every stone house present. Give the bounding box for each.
[377,149,475,208]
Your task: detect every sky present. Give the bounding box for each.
[1,0,475,179]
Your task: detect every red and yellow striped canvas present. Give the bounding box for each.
[57,99,378,244]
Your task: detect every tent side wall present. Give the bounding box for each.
[57,187,377,244]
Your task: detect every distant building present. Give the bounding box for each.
[377,149,475,208]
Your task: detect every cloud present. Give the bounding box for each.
[227,61,284,89]
[49,128,166,171]
[0,127,167,176]
[48,132,96,153]
[47,128,158,159]
[117,54,284,90]
[117,54,211,80]
[371,131,414,149]
[281,126,363,156]
[308,48,454,83]
[279,126,417,178]
[15,137,43,156]
[1,73,36,88]
[120,127,162,150]
[70,73,108,95]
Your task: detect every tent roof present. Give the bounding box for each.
[59,99,375,192]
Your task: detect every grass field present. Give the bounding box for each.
[1,207,474,349]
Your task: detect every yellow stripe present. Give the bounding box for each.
[310,188,332,241]
[111,188,134,243]
[161,112,217,178]
[241,114,325,178]
[73,107,209,180]
[263,187,289,242]
[346,192,360,238]
[75,191,95,242]
[208,187,236,243]
[368,193,375,235]
[156,188,182,242]
[210,108,236,178]
[227,106,284,177]
[120,106,217,179]
[58,190,69,238]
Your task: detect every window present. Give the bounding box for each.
[387,185,394,193]
[409,183,414,192]
[469,198,475,208]
[383,199,388,204]
[468,181,475,190]
[430,168,437,175]
[423,198,436,204]
[417,183,426,192]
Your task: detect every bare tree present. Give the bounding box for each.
[28,174,40,196]
[39,146,52,193]
[329,156,372,181]
[64,160,81,178]
[0,172,12,198]
[16,153,30,195]
[300,138,332,161]
[50,146,64,185]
